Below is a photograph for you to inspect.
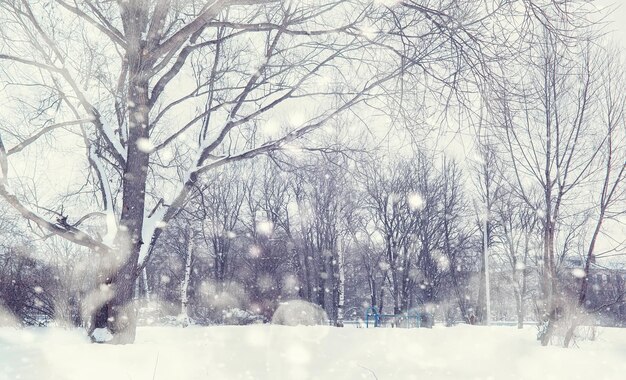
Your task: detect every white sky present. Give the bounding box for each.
[599,0,626,50]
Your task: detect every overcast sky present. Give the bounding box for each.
[599,0,626,49]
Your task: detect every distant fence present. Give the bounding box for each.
[325,320,540,328]
[489,321,539,327]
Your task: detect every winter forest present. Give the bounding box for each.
[1,0,626,378]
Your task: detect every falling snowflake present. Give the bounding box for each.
[571,268,586,279]
[256,220,273,236]
[407,192,425,211]
[136,137,155,153]
[249,245,262,258]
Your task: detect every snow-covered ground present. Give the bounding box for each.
[1,324,626,380]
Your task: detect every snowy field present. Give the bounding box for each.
[2,325,626,380]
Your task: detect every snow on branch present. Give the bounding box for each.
[0,183,110,252]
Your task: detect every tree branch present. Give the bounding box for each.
[0,184,110,252]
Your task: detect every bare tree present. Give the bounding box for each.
[439,158,474,323]
[0,0,392,343]
[470,141,506,324]
[197,167,246,293]
[239,160,293,320]
[495,189,541,328]
[497,29,606,345]
[284,153,352,324]
[563,49,626,347]
[362,157,422,314]
[343,200,387,314]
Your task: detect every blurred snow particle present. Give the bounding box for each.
[378,262,390,271]
[283,275,299,291]
[136,137,155,153]
[249,245,261,258]
[437,256,450,272]
[257,275,274,292]
[571,268,586,279]
[256,220,273,236]
[407,192,425,211]
[271,300,328,326]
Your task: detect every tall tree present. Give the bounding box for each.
[497,31,604,345]
[470,141,505,324]
[0,0,388,343]
[563,49,626,347]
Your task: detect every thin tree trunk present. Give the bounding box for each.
[143,267,150,302]
[476,251,486,324]
[378,286,385,315]
[514,288,523,329]
[540,218,558,346]
[564,211,604,347]
[336,246,345,327]
[180,238,194,327]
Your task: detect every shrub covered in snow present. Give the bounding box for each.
[271,300,328,326]
[91,327,113,343]
[222,308,264,325]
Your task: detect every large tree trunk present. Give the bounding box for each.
[92,34,151,342]
[102,3,153,342]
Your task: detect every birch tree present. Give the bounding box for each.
[179,231,195,328]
